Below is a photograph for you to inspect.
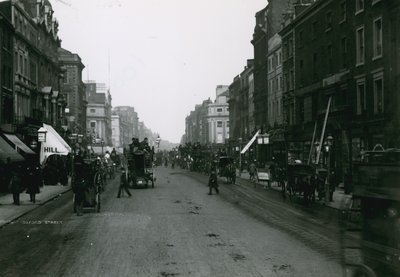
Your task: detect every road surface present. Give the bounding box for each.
[0,166,342,277]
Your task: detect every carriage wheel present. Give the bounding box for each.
[73,194,77,213]
[96,193,101,212]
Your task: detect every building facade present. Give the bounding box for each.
[280,0,400,181]
[58,48,86,137]
[0,0,66,151]
[85,81,112,146]
[112,106,138,148]
[207,85,229,144]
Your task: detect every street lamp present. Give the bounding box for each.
[38,127,47,143]
[314,141,320,164]
[101,139,104,155]
[324,135,333,205]
[238,137,242,177]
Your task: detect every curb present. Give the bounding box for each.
[228,176,349,212]
[0,187,72,229]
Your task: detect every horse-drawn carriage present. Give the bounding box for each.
[218,156,236,184]
[287,163,317,205]
[72,157,104,213]
[127,149,155,188]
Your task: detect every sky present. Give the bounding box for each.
[51,0,267,143]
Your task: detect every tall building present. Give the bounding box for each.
[85,81,112,146]
[279,0,400,181]
[0,0,67,149]
[112,106,138,148]
[58,48,86,136]
[0,11,14,130]
[207,86,230,144]
[251,0,293,134]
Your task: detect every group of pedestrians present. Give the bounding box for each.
[4,158,42,205]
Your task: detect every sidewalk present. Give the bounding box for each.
[0,180,71,228]
[235,170,352,210]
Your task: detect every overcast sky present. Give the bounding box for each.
[52,0,267,143]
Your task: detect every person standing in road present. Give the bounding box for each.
[117,167,132,198]
[208,169,219,195]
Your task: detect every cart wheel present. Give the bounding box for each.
[353,265,377,277]
[96,193,101,212]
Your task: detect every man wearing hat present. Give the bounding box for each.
[117,167,132,198]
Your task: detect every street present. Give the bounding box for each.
[0,166,342,277]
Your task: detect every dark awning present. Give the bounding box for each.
[3,134,35,154]
[0,136,24,163]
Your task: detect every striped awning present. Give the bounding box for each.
[0,136,24,163]
[4,134,35,154]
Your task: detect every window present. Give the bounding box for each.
[227,121,230,127]
[268,56,273,73]
[217,121,223,128]
[298,30,303,47]
[288,37,293,57]
[356,27,365,65]
[373,73,384,114]
[356,0,364,14]
[373,17,382,58]
[356,79,366,115]
[340,2,347,23]
[326,12,332,31]
[217,108,222,113]
[277,50,282,66]
[90,108,96,113]
[327,44,333,73]
[90,122,96,128]
[312,53,318,79]
[304,96,312,123]
[341,37,347,68]
[312,21,317,39]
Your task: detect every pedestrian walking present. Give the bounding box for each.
[25,166,41,203]
[9,166,23,205]
[117,167,132,198]
[208,169,219,195]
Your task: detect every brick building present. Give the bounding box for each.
[280,0,400,180]
[58,48,86,137]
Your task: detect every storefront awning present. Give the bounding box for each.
[241,130,261,154]
[0,136,24,163]
[40,124,71,165]
[3,134,35,154]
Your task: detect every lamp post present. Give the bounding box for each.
[314,141,320,164]
[257,133,270,163]
[238,137,242,177]
[37,127,47,164]
[101,139,104,155]
[324,135,333,205]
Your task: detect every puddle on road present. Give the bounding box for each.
[272,264,292,272]
[230,253,246,262]
[205,233,219,238]
[160,272,180,277]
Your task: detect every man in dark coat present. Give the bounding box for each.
[208,169,219,195]
[25,166,41,203]
[73,153,87,216]
[9,166,23,205]
[117,167,132,198]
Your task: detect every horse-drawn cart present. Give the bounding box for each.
[127,150,155,188]
[72,157,103,214]
[287,164,316,205]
